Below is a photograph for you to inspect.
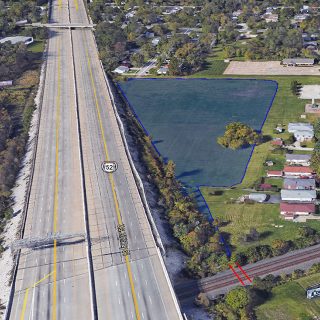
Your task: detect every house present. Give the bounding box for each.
[113,66,129,74]
[281,189,316,202]
[294,130,314,142]
[0,36,33,45]
[157,66,169,75]
[248,193,268,203]
[288,123,314,133]
[280,202,316,220]
[267,170,283,177]
[288,122,314,142]
[282,58,315,66]
[283,166,314,177]
[283,178,315,190]
[285,154,311,166]
[145,32,155,39]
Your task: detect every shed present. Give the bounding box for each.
[280,189,316,202]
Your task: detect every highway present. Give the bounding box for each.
[175,243,320,303]
[7,0,181,319]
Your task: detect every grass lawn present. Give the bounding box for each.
[255,274,320,320]
[196,75,320,254]
[194,59,229,76]
[28,40,45,53]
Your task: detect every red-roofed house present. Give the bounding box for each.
[283,166,314,178]
[267,170,283,177]
[280,202,316,220]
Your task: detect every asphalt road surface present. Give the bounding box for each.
[8,1,181,320]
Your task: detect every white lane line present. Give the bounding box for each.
[145,279,148,285]
[127,291,130,297]
[149,295,152,304]
[131,312,134,319]
[29,288,36,320]
[118,297,121,305]
[142,312,145,319]
[115,280,118,287]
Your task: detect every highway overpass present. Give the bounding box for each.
[6,0,182,319]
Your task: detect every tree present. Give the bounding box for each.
[217,122,262,149]
[130,53,145,67]
[168,57,180,75]
[311,151,320,176]
[225,287,249,311]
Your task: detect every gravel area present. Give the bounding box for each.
[224,61,320,75]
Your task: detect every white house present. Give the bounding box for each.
[294,130,314,142]
[288,123,314,133]
[288,122,314,142]
[281,189,316,202]
[285,154,311,166]
[113,66,129,74]
[0,36,33,45]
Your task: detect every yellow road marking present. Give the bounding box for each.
[19,37,61,320]
[85,47,141,320]
[52,36,61,320]
[74,0,79,11]
[19,271,54,319]
[58,0,62,10]
[33,271,54,288]
[19,288,30,320]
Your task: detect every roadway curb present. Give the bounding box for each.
[69,26,98,320]
[4,33,49,320]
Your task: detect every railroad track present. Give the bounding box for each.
[176,245,320,300]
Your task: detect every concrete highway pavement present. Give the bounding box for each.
[9,2,92,320]
[7,0,182,319]
[70,0,182,319]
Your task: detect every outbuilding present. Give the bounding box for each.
[282,58,315,66]
[280,189,316,202]
[248,193,268,203]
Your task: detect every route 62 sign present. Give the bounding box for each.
[101,161,118,173]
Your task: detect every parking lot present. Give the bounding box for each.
[224,61,320,76]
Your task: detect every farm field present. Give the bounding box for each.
[255,273,320,319]
[119,78,277,187]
